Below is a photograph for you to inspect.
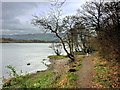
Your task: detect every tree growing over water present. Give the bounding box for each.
[49,43,62,56]
[32,0,75,61]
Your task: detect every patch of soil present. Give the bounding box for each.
[50,59,70,75]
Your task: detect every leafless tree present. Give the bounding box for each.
[78,0,104,32]
[32,0,75,61]
[49,43,62,56]
[78,0,120,61]
[99,0,120,61]
[63,15,95,54]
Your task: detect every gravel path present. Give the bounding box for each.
[76,56,95,88]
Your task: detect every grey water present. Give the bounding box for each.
[0,43,56,79]
[0,43,66,88]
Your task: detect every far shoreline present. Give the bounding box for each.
[0,38,60,43]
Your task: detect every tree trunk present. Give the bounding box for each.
[55,32,75,62]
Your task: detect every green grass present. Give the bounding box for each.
[3,71,56,88]
[48,55,67,60]
[54,72,77,88]
[67,72,77,82]
[74,51,86,55]
[26,71,54,88]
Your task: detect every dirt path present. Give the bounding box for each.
[76,56,95,88]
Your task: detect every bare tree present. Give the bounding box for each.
[32,0,75,61]
[49,43,62,56]
[76,0,105,54]
[98,0,120,61]
[62,16,77,55]
[62,15,94,53]
[78,0,104,32]
[79,0,120,61]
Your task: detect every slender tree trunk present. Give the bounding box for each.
[55,32,75,62]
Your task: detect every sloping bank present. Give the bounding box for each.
[2,55,83,88]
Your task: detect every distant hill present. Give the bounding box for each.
[0,38,59,43]
[2,33,62,42]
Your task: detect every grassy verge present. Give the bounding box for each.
[49,55,84,88]
[48,55,84,88]
[50,71,77,88]
[3,71,57,88]
[64,55,84,88]
[69,55,85,72]
[48,55,68,60]
[92,55,120,88]
[74,51,86,55]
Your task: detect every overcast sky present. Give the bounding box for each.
[1,0,93,35]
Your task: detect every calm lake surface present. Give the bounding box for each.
[0,43,58,78]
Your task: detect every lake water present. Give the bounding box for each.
[0,43,59,79]
[0,43,66,88]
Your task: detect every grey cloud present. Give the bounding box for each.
[0,2,2,30]
[2,2,38,18]
[1,1,84,35]
[2,2,42,35]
